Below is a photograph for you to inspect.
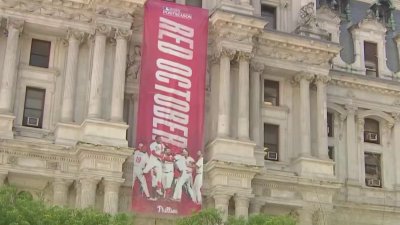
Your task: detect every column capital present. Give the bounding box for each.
[345,104,357,115]
[53,178,73,186]
[7,18,24,33]
[291,72,314,85]
[314,75,331,84]
[67,29,86,42]
[250,61,265,73]
[392,112,400,122]
[103,179,123,191]
[115,28,132,40]
[95,24,112,36]
[215,47,236,60]
[234,195,250,204]
[236,51,253,62]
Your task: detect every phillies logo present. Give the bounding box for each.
[162,6,192,20]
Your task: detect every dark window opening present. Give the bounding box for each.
[264,80,279,106]
[29,39,51,68]
[186,0,202,7]
[365,152,382,188]
[261,5,277,30]
[364,118,380,144]
[364,42,378,77]
[327,112,334,137]
[23,87,45,128]
[264,123,279,161]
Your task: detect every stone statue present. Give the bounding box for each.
[299,2,316,26]
[126,45,141,80]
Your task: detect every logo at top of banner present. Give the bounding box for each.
[162,6,193,20]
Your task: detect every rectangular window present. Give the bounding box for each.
[29,39,51,68]
[327,112,334,137]
[364,152,382,188]
[261,4,277,30]
[264,80,279,106]
[23,87,45,128]
[364,118,380,144]
[264,123,279,161]
[186,0,202,7]
[364,42,378,77]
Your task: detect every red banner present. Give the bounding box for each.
[132,0,208,216]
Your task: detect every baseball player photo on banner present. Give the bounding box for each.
[131,0,208,216]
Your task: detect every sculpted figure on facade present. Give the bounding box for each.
[126,45,141,80]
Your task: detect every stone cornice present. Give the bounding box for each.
[205,160,261,179]
[257,30,340,67]
[330,73,400,96]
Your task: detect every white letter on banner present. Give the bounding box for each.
[155,84,191,102]
[152,128,187,147]
[158,41,193,60]
[159,29,194,49]
[155,71,192,89]
[160,17,194,38]
[154,93,190,113]
[157,58,192,77]
[154,105,189,125]
[153,117,188,137]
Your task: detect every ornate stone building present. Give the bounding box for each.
[1,0,400,224]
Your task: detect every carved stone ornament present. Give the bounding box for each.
[299,2,316,26]
[126,45,141,80]
[292,72,315,84]
[236,51,253,62]
[6,18,24,34]
[95,24,112,36]
[67,29,85,42]
[315,75,331,84]
[250,62,265,73]
[115,28,132,40]
[219,48,236,60]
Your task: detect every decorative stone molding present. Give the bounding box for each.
[95,24,112,36]
[250,61,265,73]
[236,51,253,62]
[114,28,132,40]
[292,72,315,86]
[314,75,331,84]
[330,78,400,96]
[6,18,24,33]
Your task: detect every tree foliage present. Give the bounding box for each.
[176,208,296,225]
[0,186,134,225]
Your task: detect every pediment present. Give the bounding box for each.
[353,17,387,34]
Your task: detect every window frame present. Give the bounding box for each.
[22,87,46,129]
[261,4,277,30]
[263,79,280,106]
[364,118,380,144]
[264,123,279,161]
[363,41,379,77]
[364,152,382,188]
[29,39,51,68]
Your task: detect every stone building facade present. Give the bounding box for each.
[1,0,400,224]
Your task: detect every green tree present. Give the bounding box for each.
[176,208,296,225]
[0,186,134,225]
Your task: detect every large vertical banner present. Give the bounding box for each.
[131,0,208,216]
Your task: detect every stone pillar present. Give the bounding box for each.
[53,179,71,206]
[249,200,264,215]
[237,52,251,140]
[103,180,121,215]
[214,194,231,221]
[110,29,131,122]
[393,114,400,189]
[87,25,110,119]
[345,105,359,185]
[217,49,236,137]
[0,173,7,186]
[60,29,84,122]
[315,75,330,160]
[234,195,250,219]
[79,178,98,208]
[250,62,264,146]
[295,74,314,157]
[0,19,23,112]
[297,208,313,225]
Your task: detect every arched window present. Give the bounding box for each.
[364,118,380,144]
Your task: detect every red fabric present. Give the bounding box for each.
[131,0,208,216]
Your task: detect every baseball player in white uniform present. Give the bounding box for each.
[193,151,203,204]
[132,143,150,198]
[162,147,175,198]
[172,149,195,202]
[143,135,165,196]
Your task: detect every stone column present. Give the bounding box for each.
[250,62,264,146]
[237,52,251,140]
[315,75,330,160]
[87,25,110,119]
[0,19,23,112]
[249,200,264,215]
[214,194,231,221]
[295,74,314,157]
[60,29,84,122]
[79,178,98,208]
[345,105,359,185]
[53,179,71,206]
[234,195,250,219]
[110,29,131,122]
[0,173,7,186]
[393,114,400,189]
[297,208,313,225]
[217,48,236,137]
[103,180,121,215]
